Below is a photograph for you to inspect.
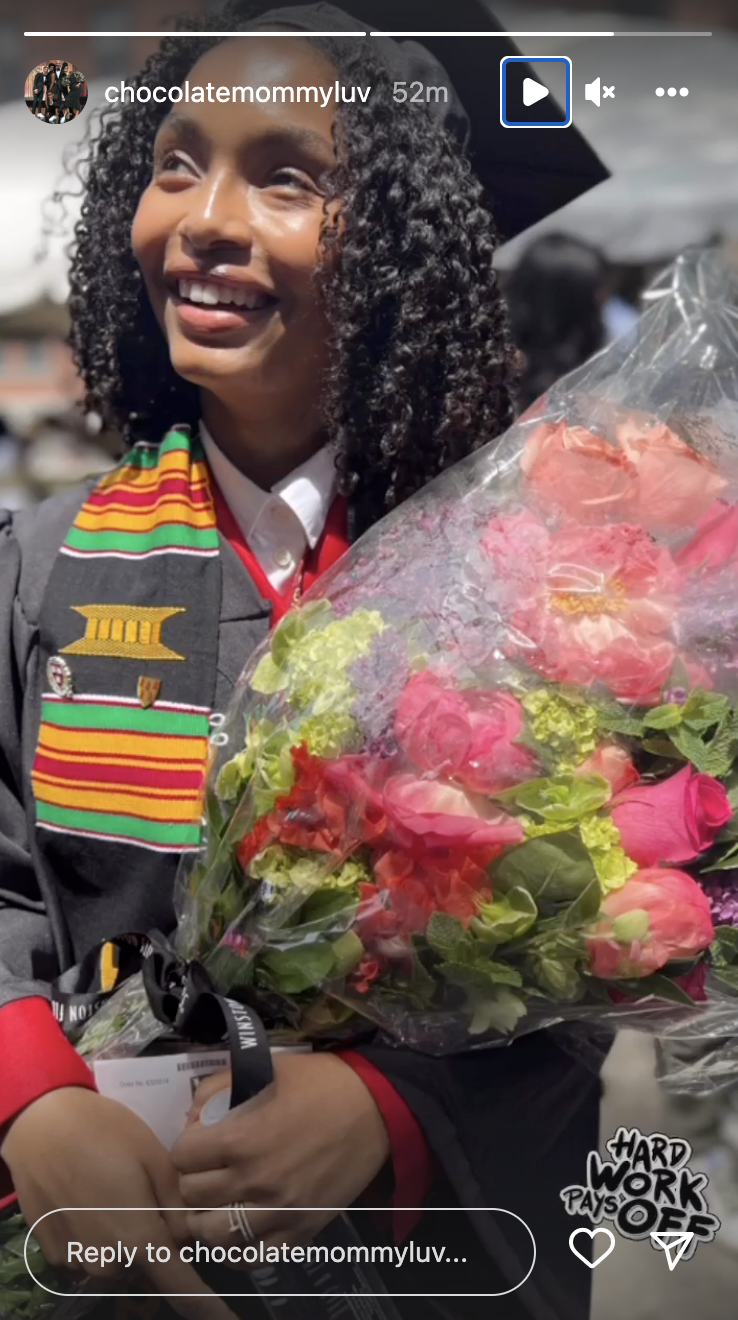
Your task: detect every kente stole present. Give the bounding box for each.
[32,427,221,857]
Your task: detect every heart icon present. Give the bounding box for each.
[569,1227,616,1269]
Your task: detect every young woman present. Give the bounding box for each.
[0,5,607,1318]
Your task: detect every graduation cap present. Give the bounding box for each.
[248,0,609,239]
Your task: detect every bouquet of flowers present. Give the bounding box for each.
[78,250,738,1091]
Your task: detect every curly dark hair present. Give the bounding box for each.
[67,0,518,537]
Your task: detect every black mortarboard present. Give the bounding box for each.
[246,0,609,239]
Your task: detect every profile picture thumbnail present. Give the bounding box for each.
[24,60,88,124]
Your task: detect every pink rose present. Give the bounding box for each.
[381,774,525,854]
[324,756,525,856]
[578,744,639,796]
[676,501,738,574]
[587,868,714,979]
[610,764,731,867]
[617,419,726,532]
[395,672,539,794]
[521,420,636,521]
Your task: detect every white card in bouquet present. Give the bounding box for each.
[93,1046,309,1149]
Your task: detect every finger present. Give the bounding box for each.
[187,1072,231,1124]
[187,1207,285,1249]
[179,1169,235,1208]
[148,1148,195,1247]
[171,1121,231,1176]
[139,1218,239,1320]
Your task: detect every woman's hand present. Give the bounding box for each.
[172,1052,391,1253]
[1,1087,236,1319]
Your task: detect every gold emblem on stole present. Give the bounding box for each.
[137,676,162,708]
[61,605,186,661]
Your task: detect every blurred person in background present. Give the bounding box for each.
[506,233,608,413]
[0,416,32,513]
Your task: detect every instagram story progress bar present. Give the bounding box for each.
[500,56,571,128]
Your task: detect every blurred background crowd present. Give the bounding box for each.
[1,5,738,1312]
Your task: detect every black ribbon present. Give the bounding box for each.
[52,930,274,1108]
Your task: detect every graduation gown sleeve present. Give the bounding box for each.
[0,504,98,1142]
[352,1031,601,1320]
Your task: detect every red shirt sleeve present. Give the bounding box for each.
[0,997,96,1146]
[339,1049,435,1240]
[0,998,97,1200]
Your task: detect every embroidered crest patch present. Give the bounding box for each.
[46,655,74,698]
[137,676,162,708]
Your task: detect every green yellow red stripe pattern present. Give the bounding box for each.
[32,694,210,852]
[60,429,219,559]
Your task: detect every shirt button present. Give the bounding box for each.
[273,547,293,569]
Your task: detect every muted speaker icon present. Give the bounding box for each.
[585,76,601,106]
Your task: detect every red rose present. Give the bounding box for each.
[610,764,731,867]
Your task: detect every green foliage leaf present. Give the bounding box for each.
[258,940,335,994]
[563,877,603,928]
[330,930,365,977]
[496,773,611,823]
[643,704,684,731]
[681,689,731,731]
[613,972,697,1006]
[524,951,583,999]
[467,987,528,1035]
[425,912,470,963]
[711,924,738,969]
[251,653,289,695]
[471,887,538,946]
[592,697,645,737]
[438,960,523,990]
[494,832,597,904]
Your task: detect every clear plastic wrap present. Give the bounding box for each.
[79,250,738,1094]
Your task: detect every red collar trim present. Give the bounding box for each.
[209,474,349,625]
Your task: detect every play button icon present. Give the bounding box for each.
[523,77,549,107]
[501,56,572,128]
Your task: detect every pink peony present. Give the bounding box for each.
[676,500,738,574]
[395,671,539,794]
[577,744,639,796]
[587,867,714,979]
[521,420,637,521]
[617,419,726,532]
[381,774,525,854]
[482,513,680,703]
[610,764,731,867]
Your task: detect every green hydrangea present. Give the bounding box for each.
[522,688,600,768]
[250,845,370,896]
[579,815,638,893]
[298,710,362,759]
[252,606,385,714]
[217,717,297,814]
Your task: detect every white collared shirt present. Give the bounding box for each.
[199,422,338,591]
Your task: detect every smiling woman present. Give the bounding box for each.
[0,5,608,1320]
[130,34,341,484]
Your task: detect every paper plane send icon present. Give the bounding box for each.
[523,77,550,108]
[651,1232,694,1270]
